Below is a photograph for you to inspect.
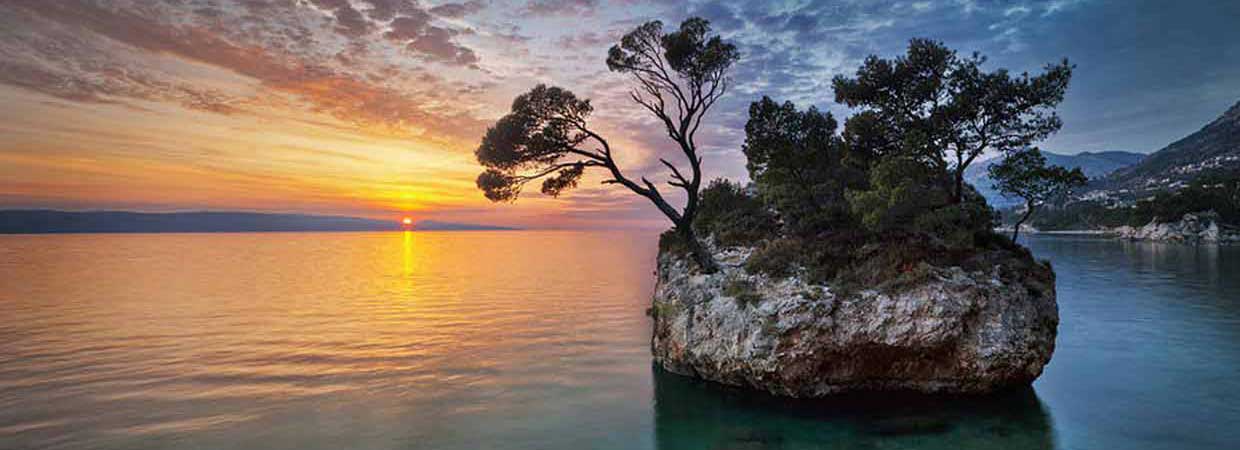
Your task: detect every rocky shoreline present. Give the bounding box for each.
[649,243,1059,397]
[1114,212,1240,245]
[1001,211,1240,245]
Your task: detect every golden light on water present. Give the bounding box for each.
[402,230,414,276]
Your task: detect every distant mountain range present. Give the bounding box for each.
[972,98,1240,208]
[967,150,1146,207]
[0,210,517,234]
[1088,99,1240,199]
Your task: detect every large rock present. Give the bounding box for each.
[1116,211,1239,244]
[650,245,1059,396]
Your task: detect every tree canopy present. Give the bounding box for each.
[475,17,737,272]
[474,35,1079,284]
[742,97,857,234]
[988,147,1087,241]
[833,38,1073,204]
[476,85,603,202]
[675,39,1075,289]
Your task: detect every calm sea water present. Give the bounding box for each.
[0,231,1237,450]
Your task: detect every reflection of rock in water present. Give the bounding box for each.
[652,366,1055,450]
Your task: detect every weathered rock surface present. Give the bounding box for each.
[1115,211,1240,244]
[650,245,1059,396]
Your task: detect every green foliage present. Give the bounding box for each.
[913,192,998,248]
[818,235,947,299]
[477,17,739,273]
[833,38,1073,202]
[1133,170,1240,224]
[649,40,1074,304]
[693,179,778,246]
[723,277,763,307]
[743,97,858,234]
[744,238,801,278]
[1016,201,1140,230]
[747,231,869,285]
[649,300,680,319]
[989,148,1087,209]
[846,157,947,232]
[658,229,692,257]
[799,288,826,301]
[475,84,598,202]
[1024,170,1240,231]
[607,18,739,86]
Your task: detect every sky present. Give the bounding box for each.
[1,0,1238,229]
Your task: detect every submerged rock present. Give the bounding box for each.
[650,245,1058,396]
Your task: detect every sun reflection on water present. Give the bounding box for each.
[402,230,414,277]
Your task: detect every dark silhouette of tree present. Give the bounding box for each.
[833,38,1073,204]
[989,148,1086,241]
[475,17,737,272]
[743,97,856,234]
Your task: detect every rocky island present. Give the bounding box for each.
[632,36,1077,396]
[472,20,1075,396]
[650,240,1057,396]
[650,200,1060,396]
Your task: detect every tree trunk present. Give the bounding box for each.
[952,170,965,204]
[1012,201,1035,243]
[678,226,719,273]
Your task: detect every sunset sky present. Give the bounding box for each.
[2,0,1238,229]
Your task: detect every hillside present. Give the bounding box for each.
[998,100,1240,231]
[1090,99,1240,199]
[966,150,1145,206]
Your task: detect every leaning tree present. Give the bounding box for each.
[988,147,1087,242]
[832,38,1074,204]
[475,17,738,272]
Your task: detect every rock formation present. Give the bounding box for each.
[649,244,1059,396]
[1115,211,1240,244]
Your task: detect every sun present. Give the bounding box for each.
[402,217,413,225]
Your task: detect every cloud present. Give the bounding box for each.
[306,0,374,37]
[385,13,435,40]
[358,0,416,21]
[383,12,479,65]
[2,0,1234,227]
[1004,5,1032,17]
[954,0,981,14]
[0,0,488,141]
[429,1,486,18]
[555,31,617,50]
[405,26,480,65]
[523,0,599,17]
[0,57,239,114]
[1043,0,1087,17]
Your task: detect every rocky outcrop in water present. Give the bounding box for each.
[1114,211,1240,244]
[649,245,1058,396]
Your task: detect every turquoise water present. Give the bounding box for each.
[0,232,1237,449]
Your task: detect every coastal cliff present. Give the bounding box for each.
[650,243,1058,396]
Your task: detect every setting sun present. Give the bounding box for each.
[2,2,1239,450]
